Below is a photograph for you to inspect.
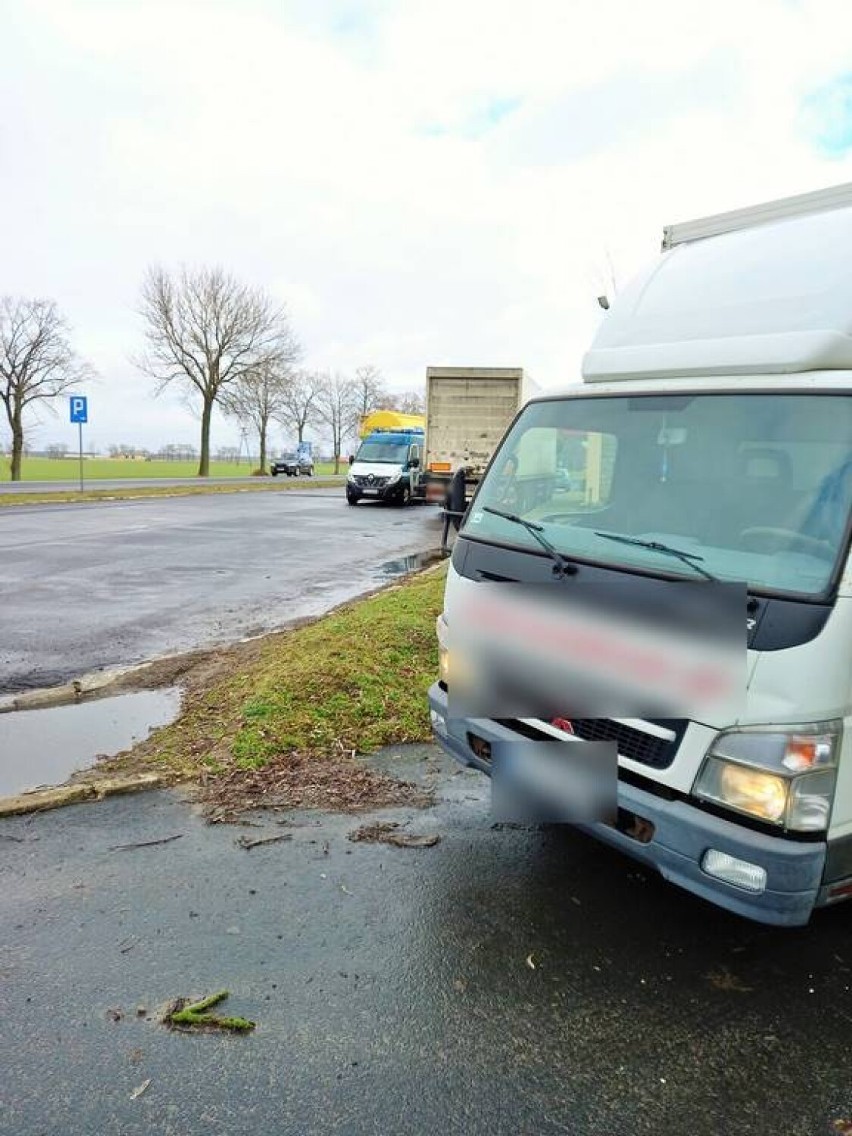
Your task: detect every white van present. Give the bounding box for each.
[428,183,852,926]
[346,428,423,507]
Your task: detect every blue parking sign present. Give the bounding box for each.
[70,395,88,424]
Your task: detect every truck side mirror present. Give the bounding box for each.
[348,454,355,465]
[410,456,420,468]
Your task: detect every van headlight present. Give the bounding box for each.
[693,723,841,831]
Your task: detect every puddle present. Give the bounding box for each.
[0,688,181,797]
[376,549,443,578]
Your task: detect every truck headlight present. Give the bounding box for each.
[696,759,788,823]
[693,723,841,831]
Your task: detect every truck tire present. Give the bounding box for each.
[397,484,411,507]
[346,490,360,506]
[271,468,278,477]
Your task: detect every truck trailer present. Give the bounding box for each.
[429,181,852,926]
[419,367,538,508]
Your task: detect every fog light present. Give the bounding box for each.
[701,849,767,893]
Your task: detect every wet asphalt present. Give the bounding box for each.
[2,746,852,1136]
[0,492,439,693]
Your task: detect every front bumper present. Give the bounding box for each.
[428,682,827,926]
[347,480,403,500]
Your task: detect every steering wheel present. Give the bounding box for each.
[738,526,834,559]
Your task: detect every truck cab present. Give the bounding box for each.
[429,182,852,925]
[346,428,423,506]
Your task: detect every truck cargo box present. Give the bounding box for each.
[424,367,538,484]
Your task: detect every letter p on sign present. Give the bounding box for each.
[70,396,88,424]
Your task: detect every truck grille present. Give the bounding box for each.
[503,718,685,770]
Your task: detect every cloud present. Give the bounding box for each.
[3,0,852,454]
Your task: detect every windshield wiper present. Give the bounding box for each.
[593,530,719,582]
[482,506,578,577]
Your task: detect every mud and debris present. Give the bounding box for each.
[348,820,441,847]
[234,833,293,850]
[201,753,433,823]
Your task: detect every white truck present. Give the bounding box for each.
[419,367,538,510]
[429,181,852,926]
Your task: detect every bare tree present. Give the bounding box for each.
[136,265,297,476]
[315,372,358,474]
[0,297,92,480]
[390,389,425,415]
[350,365,388,431]
[221,341,301,474]
[274,368,321,445]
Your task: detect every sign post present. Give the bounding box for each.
[69,396,88,492]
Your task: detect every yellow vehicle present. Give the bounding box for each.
[358,410,425,439]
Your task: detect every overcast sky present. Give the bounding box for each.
[4,0,852,454]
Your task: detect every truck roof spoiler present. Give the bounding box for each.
[662,181,852,250]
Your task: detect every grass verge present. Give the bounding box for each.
[0,458,340,481]
[0,478,345,508]
[106,564,447,815]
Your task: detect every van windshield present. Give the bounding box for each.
[356,442,410,463]
[464,392,852,598]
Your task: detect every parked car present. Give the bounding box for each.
[270,453,314,477]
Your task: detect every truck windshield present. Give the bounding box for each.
[464,392,852,598]
[356,442,409,463]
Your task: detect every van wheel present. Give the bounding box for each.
[397,485,411,507]
[346,491,360,506]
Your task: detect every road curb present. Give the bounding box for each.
[0,772,165,818]
[0,666,132,713]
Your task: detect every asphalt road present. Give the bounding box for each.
[0,492,440,692]
[0,475,341,493]
[2,746,852,1136]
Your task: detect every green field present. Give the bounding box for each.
[0,457,338,481]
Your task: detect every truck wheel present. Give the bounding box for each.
[397,484,411,507]
[271,469,278,477]
[346,490,360,506]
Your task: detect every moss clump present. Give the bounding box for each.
[165,990,255,1033]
